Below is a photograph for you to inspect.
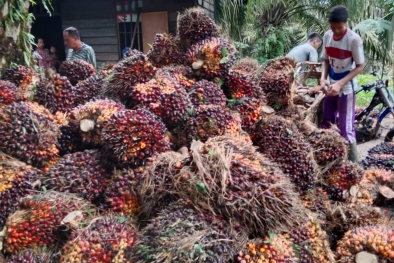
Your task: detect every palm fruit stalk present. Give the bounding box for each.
[105,50,156,99]
[57,125,84,155]
[185,79,226,108]
[74,75,106,105]
[185,37,236,79]
[42,150,111,202]
[174,136,306,236]
[177,7,219,48]
[68,99,125,147]
[0,154,42,229]
[178,104,241,147]
[362,142,394,171]
[59,59,96,85]
[223,69,265,99]
[325,161,365,201]
[0,80,17,108]
[146,33,183,67]
[257,56,296,108]
[101,108,171,168]
[60,216,137,263]
[336,226,394,262]
[133,199,247,263]
[231,57,261,77]
[3,192,96,254]
[156,65,196,90]
[101,169,141,217]
[1,65,39,101]
[344,175,378,205]
[5,248,57,263]
[0,102,60,168]
[34,74,77,113]
[251,116,318,191]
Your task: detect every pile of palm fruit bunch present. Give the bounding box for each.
[3,7,394,263]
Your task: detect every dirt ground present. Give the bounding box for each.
[358,115,394,160]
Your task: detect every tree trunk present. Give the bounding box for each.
[0,0,32,73]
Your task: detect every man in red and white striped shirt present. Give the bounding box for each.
[320,5,365,163]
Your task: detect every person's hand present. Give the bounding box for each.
[320,79,329,95]
[328,82,342,96]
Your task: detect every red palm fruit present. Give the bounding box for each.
[185,37,236,79]
[68,99,125,146]
[186,79,226,107]
[59,59,96,85]
[230,97,267,132]
[42,150,111,202]
[3,192,96,254]
[156,65,196,90]
[127,79,162,109]
[57,125,84,156]
[0,101,60,168]
[224,69,265,99]
[0,80,17,108]
[1,65,39,101]
[101,108,171,168]
[74,75,106,105]
[147,33,183,67]
[97,61,116,78]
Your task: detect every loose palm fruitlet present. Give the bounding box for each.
[185,37,236,79]
[326,161,365,201]
[68,99,125,146]
[224,69,264,99]
[74,75,106,105]
[34,74,77,113]
[307,128,348,167]
[133,199,247,263]
[0,80,17,108]
[257,57,296,107]
[177,7,219,47]
[175,136,306,236]
[336,226,394,262]
[5,248,57,263]
[57,125,84,155]
[185,79,226,108]
[3,192,95,254]
[0,154,42,229]
[231,57,260,77]
[101,108,171,168]
[106,50,156,99]
[60,216,137,263]
[101,169,141,217]
[362,142,394,171]
[1,65,39,101]
[0,102,60,168]
[235,235,296,263]
[59,59,96,85]
[146,33,183,67]
[178,104,241,147]
[230,97,268,133]
[42,150,111,202]
[252,116,318,190]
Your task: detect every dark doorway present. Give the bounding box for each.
[30,15,66,63]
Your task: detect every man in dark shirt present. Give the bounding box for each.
[63,27,97,69]
[287,32,322,63]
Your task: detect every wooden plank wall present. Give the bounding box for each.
[61,0,118,67]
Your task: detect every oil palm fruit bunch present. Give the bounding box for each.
[68,99,125,147]
[230,97,268,133]
[185,37,236,79]
[307,128,348,167]
[57,125,84,156]
[42,150,111,202]
[133,199,246,263]
[178,104,241,147]
[1,65,39,101]
[101,108,171,168]
[59,59,96,85]
[74,75,106,105]
[177,7,219,47]
[0,80,17,108]
[224,69,264,99]
[276,104,304,123]
[3,192,95,254]
[257,57,296,108]
[146,33,183,67]
[60,216,137,263]
[365,169,394,189]
[127,79,162,108]
[231,57,260,77]
[106,50,156,99]
[176,136,306,236]
[5,248,57,263]
[300,187,330,215]
[185,79,226,108]
[34,74,77,113]
[155,65,196,90]
[362,142,394,171]
[326,161,365,201]
[101,168,141,217]
[336,226,394,262]
[97,62,116,78]
[252,116,318,191]
[344,176,378,206]
[0,101,60,168]
[0,154,43,229]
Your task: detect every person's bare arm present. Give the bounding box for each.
[320,59,330,94]
[327,64,364,96]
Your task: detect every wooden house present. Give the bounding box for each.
[30,0,215,66]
